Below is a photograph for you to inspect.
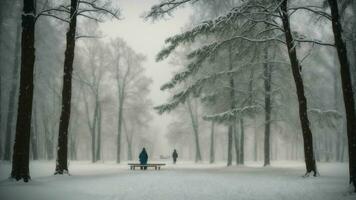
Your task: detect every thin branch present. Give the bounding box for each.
[77,13,102,22]
[78,0,121,20]
[36,13,69,23]
[75,35,102,40]
[295,39,335,47]
[288,6,332,20]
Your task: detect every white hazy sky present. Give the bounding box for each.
[99,0,192,153]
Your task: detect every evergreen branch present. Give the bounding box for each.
[156,1,284,61]
[203,105,262,123]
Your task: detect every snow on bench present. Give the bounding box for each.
[128,163,166,170]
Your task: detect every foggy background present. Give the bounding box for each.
[0,0,354,163]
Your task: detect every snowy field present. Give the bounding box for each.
[0,161,354,200]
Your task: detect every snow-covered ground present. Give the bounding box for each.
[0,161,354,200]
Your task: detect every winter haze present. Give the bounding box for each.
[0,0,355,199]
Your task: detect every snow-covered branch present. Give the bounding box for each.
[288,6,331,20]
[146,0,197,20]
[203,105,262,123]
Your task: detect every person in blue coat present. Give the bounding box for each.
[172,149,178,164]
[139,148,148,170]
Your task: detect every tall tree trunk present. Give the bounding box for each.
[234,121,240,165]
[117,88,124,163]
[123,119,133,161]
[0,3,3,159]
[328,0,356,191]
[333,71,342,162]
[187,97,202,162]
[194,98,202,162]
[55,0,78,175]
[95,100,102,161]
[313,131,320,162]
[351,1,356,103]
[0,75,2,159]
[10,0,36,182]
[227,44,235,166]
[341,123,346,162]
[4,20,21,161]
[254,118,258,161]
[239,118,244,165]
[247,54,256,163]
[46,131,54,160]
[280,0,317,176]
[126,134,133,161]
[210,121,215,163]
[91,100,98,163]
[227,126,233,166]
[82,89,97,163]
[0,0,7,160]
[263,50,272,167]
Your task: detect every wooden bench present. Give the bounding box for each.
[128,163,166,170]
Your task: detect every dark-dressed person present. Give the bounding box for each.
[139,148,148,170]
[172,149,178,164]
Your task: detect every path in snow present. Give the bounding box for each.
[0,161,354,200]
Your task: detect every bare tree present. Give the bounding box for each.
[327,0,356,191]
[209,121,215,163]
[11,0,36,182]
[35,0,119,174]
[108,38,149,163]
[186,96,202,162]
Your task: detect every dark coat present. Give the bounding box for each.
[139,148,148,164]
[172,150,178,159]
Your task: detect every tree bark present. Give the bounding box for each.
[0,4,3,159]
[254,118,258,161]
[209,121,215,163]
[42,116,52,160]
[117,86,124,163]
[263,50,272,167]
[227,44,235,166]
[351,1,356,104]
[328,0,356,191]
[187,97,202,162]
[234,121,240,165]
[4,19,21,161]
[280,0,317,176]
[91,100,98,163]
[82,88,97,163]
[227,126,233,166]
[123,119,133,161]
[126,133,133,161]
[55,0,78,175]
[10,0,36,182]
[95,100,102,161]
[239,118,244,165]
[333,70,342,162]
[0,75,2,159]
[0,0,6,160]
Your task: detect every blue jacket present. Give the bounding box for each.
[139,149,148,164]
